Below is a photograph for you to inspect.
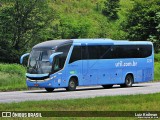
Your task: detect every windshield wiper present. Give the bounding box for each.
[31,52,42,73]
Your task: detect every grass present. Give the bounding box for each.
[155,53,160,62]
[1,93,159,111]
[0,93,160,119]
[154,62,160,81]
[0,63,27,91]
[154,53,160,81]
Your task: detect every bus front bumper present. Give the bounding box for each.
[26,79,54,88]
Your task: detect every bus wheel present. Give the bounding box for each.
[66,78,77,91]
[45,88,54,92]
[120,74,133,87]
[102,85,113,89]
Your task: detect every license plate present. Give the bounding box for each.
[34,84,39,87]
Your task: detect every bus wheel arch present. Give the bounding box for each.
[102,84,113,89]
[121,73,134,87]
[66,76,78,91]
[45,88,54,92]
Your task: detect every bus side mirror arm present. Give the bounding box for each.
[49,52,63,64]
[20,53,30,64]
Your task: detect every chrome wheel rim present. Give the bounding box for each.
[70,81,75,88]
[126,77,132,85]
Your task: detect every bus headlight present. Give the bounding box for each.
[46,76,55,81]
[44,78,50,81]
[44,78,51,81]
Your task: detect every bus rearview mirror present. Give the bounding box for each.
[49,52,63,64]
[20,53,30,64]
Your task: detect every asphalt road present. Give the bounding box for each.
[1,82,160,103]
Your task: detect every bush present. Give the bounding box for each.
[122,0,160,52]
[0,63,27,91]
[102,0,120,20]
[154,53,160,62]
[0,64,26,76]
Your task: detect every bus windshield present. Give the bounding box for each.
[27,49,54,74]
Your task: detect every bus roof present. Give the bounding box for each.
[33,39,153,49]
[113,40,153,45]
[72,39,152,45]
[72,39,113,45]
[33,40,73,49]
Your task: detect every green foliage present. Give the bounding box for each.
[50,0,127,40]
[0,0,55,63]
[154,53,160,62]
[154,54,160,81]
[0,63,26,91]
[148,12,160,52]
[51,0,110,39]
[0,72,26,91]
[122,0,160,52]
[154,62,160,81]
[52,16,92,39]
[102,0,120,20]
[0,63,25,76]
[156,12,160,32]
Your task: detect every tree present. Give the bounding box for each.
[148,12,160,52]
[102,0,120,20]
[122,0,160,52]
[0,0,55,63]
[52,16,91,39]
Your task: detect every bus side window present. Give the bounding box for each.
[82,46,88,60]
[52,56,60,72]
[69,46,81,63]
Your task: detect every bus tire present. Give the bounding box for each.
[102,85,113,89]
[120,74,133,87]
[45,88,54,92]
[66,78,77,91]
